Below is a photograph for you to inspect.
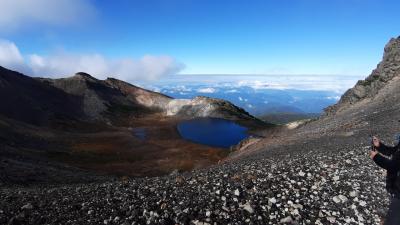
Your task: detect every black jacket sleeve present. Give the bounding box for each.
[373,152,400,172]
[377,142,398,156]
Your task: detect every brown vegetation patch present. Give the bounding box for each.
[47,118,229,178]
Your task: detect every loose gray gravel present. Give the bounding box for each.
[0,133,389,224]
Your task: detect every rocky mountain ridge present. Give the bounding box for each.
[0,66,260,126]
[0,67,83,126]
[325,36,400,115]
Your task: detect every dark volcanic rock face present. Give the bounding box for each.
[325,36,400,115]
[0,67,83,126]
[38,73,160,121]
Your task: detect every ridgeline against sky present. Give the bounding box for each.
[0,0,399,80]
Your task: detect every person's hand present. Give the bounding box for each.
[372,136,380,148]
[370,150,379,159]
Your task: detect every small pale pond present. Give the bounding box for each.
[133,128,146,141]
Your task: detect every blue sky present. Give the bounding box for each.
[0,0,399,80]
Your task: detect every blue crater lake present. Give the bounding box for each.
[177,118,249,148]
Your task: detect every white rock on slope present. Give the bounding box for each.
[166,99,192,116]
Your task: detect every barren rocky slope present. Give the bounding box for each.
[1,36,400,224]
[0,67,84,126]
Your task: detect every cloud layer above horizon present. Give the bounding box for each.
[141,73,364,93]
[0,39,185,81]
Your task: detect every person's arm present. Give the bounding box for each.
[372,136,398,156]
[377,143,398,156]
[373,152,400,171]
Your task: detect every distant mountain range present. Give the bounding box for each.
[157,86,340,116]
[139,75,360,117]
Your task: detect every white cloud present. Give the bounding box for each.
[231,75,362,93]
[326,96,341,100]
[0,39,31,73]
[238,97,248,102]
[0,0,96,31]
[175,85,192,92]
[237,80,290,90]
[150,87,161,93]
[0,40,23,67]
[28,53,184,81]
[197,87,216,93]
[225,89,238,93]
[292,96,301,102]
[142,74,362,93]
[0,39,185,81]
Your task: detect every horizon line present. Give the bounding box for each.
[176,73,365,77]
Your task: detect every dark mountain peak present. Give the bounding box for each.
[0,65,8,72]
[0,65,26,80]
[73,72,97,81]
[383,36,400,63]
[325,36,400,115]
[106,77,139,88]
[105,77,172,99]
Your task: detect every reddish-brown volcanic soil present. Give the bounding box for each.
[46,116,229,178]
